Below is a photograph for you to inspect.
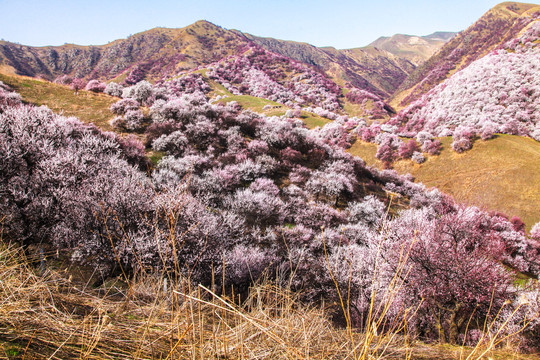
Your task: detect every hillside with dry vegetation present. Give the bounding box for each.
[349,135,540,230]
[1,242,539,360]
[368,32,457,65]
[241,33,418,98]
[0,21,249,82]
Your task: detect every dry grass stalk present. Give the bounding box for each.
[1,243,538,359]
[1,193,536,360]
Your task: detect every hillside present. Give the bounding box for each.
[0,72,117,130]
[0,21,251,82]
[2,4,540,357]
[368,32,456,65]
[0,66,337,137]
[349,135,540,230]
[424,32,458,41]
[240,32,416,98]
[392,1,540,108]
[385,19,540,144]
[0,21,409,119]
[3,84,540,357]
[0,20,424,103]
[323,46,415,97]
[2,243,539,360]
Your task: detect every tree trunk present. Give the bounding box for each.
[432,308,446,343]
[447,303,463,344]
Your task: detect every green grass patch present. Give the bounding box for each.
[3,344,21,358]
[203,73,331,127]
[207,79,233,97]
[193,69,209,77]
[350,135,540,230]
[342,96,391,119]
[218,95,285,113]
[0,73,117,131]
[343,99,369,118]
[147,150,165,166]
[301,113,331,129]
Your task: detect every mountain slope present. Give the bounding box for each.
[388,20,540,141]
[349,135,540,229]
[0,21,251,82]
[368,32,456,65]
[241,32,416,98]
[0,72,120,130]
[392,1,540,108]
[424,32,457,41]
[0,21,410,113]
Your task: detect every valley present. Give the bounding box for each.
[0,1,539,359]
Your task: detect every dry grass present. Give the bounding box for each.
[0,240,537,360]
[348,135,540,230]
[342,99,391,121]
[0,244,376,360]
[0,72,117,131]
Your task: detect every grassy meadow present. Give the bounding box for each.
[349,135,540,229]
[0,73,117,131]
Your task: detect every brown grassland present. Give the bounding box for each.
[348,135,540,230]
[1,240,538,360]
[0,73,117,131]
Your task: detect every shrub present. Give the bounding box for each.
[398,139,419,159]
[411,151,426,163]
[152,131,189,156]
[104,82,124,97]
[85,80,106,93]
[422,139,442,155]
[0,104,153,272]
[123,109,144,131]
[71,78,87,93]
[53,75,73,85]
[451,137,472,153]
[346,195,386,226]
[385,206,515,344]
[122,80,154,106]
[111,98,139,115]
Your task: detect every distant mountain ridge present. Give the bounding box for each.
[368,32,457,65]
[0,1,536,108]
[424,32,457,41]
[0,21,250,82]
[238,32,417,98]
[0,20,449,101]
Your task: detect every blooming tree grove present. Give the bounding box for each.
[1,68,539,349]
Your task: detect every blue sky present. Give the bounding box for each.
[1,0,510,48]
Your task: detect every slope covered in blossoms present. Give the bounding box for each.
[205,46,342,111]
[2,3,540,351]
[0,19,412,109]
[0,21,250,82]
[242,32,418,98]
[393,2,540,108]
[2,76,540,348]
[350,135,540,230]
[389,21,540,142]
